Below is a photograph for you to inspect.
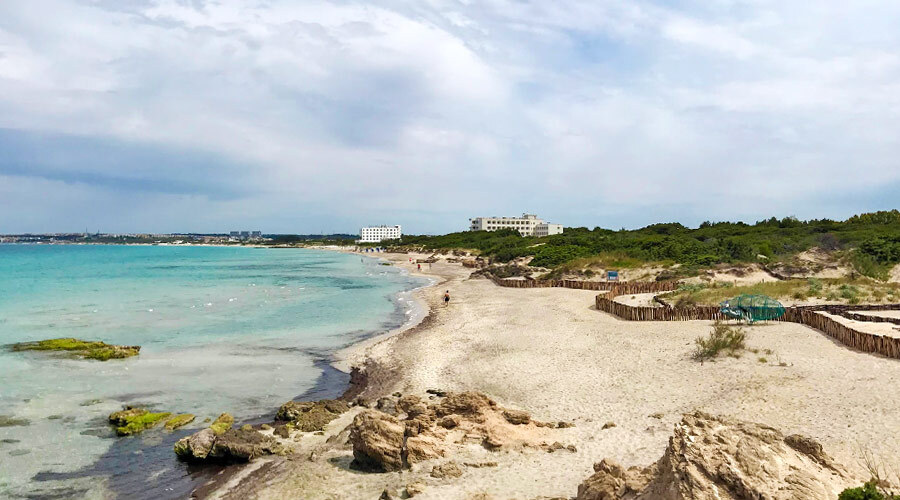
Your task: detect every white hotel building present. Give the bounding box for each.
[469,213,563,237]
[359,225,402,243]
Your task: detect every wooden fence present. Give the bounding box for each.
[489,276,900,359]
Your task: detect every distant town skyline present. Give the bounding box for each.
[1,1,899,235]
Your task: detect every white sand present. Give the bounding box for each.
[248,255,900,500]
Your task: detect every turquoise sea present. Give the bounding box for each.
[0,244,427,499]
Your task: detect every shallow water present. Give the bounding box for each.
[0,244,425,498]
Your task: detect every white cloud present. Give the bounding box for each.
[0,0,898,233]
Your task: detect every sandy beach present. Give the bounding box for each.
[217,253,900,499]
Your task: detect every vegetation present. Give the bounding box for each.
[666,279,900,306]
[840,482,900,500]
[10,338,140,361]
[693,321,746,362]
[392,211,900,277]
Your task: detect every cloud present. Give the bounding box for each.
[0,0,898,233]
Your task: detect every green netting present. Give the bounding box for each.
[719,294,785,323]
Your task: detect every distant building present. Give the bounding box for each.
[469,213,563,237]
[534,223,564,237]
[359,225,402,243]
[230,230,262,240]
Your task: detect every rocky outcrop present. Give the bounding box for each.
[349,410,406,471]
[208,428,283,461]
[175,425,282,462]
[576,411,850,500]
[347,391,556,473]
[275,399,349,432]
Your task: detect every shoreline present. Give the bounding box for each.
[216,252,900,499]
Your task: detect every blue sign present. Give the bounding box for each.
[607,271,619,282]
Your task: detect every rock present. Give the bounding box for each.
[174,428,216,460]
[10,338,140,361]
[80,399,103,407]
[9,449,30,457]
[47,414,63,420]
[1,438,21,444]
[426,389,448,397]
[273,424,290,439]
[406,434,445,464]
[601,421,616,430]
[348,410,405,472]
[379,488,399,500]
[397,395,422,413]
[210,413,234,435]
[431,461,463,479]
[275,400,349,432]
[438,415,461,429]
[164,414,195,430]
[648,412,664,419]
[240,424,253,431]
[434,392,496,418]
[503,409,531,425]
[545,442,566,453]
[556,421,574,428]
[208,427,283,461]
[260,423,272,430]
[375,397,399,416]
[108,407,147,426]
[0,415,30,427]
[109,408,172,436]
[393,392,402,398]
[406,482,426,497]
[575,411,850,500]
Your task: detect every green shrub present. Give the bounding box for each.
[808,278,823,295]
[693,321,746,362]
[838,481,899,500]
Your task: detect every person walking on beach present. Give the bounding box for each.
[417,263,421,271]
[443,290,450,306]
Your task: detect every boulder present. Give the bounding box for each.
[348,410,405,472]
[575,411,850,500]
[210,413,234,435]
[174,428,216,460]
[375,397,399,416]
[438,415,461,429]
[276,400,349,432]
[434,392,496,418]
[273,424,290,439]
[208,427,283,461]
[503,409,531,425]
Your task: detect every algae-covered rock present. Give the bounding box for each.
[210,413,234,435]
[11,338,140,361]
[275,400,349,432]
[0,415,30,427]
[109,408,171,436]
[164,414,195,430]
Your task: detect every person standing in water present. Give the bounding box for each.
[443,290,450,306]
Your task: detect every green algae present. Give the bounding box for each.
[115,412,172,436]
[109,407,172,436]
[11,338,140,361]
[210,413,234,435]
[164,414,196,430]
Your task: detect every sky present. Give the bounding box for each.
[1,0,899,235]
